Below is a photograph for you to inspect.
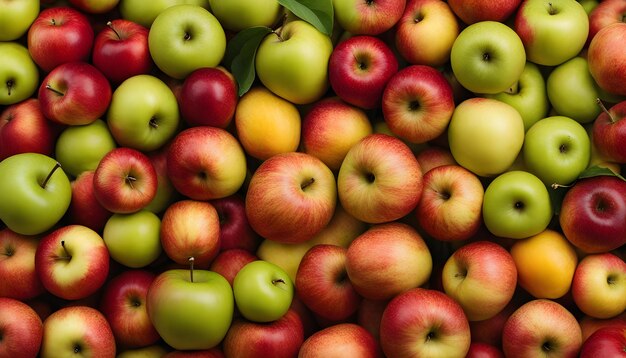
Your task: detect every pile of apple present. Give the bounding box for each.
[2,0,626,357]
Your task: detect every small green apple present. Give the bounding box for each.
[0,42,39,106]
[119,0,210,28]
[0,0,39,41]
[233,260,294,323]
[208,0,282,31]
[103,210,162,268]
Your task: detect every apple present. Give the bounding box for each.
[328,35,399,109]
[103,210,163,268]
[448,98,525,177]
[92,19,153,85]
[414,145,457,174]
[143,144,179,215]
[0,98,57,161]
[118,345,169,358]
[502,299,583,357]
[579,314,626,342]
[448,0,521,24]
[167,126,248,200]
[0,0,39,41]
[119,0,211,28]
[255,19,334,104]
[69,0,120,14]
[179,66,238,128]
[27,6,94,73]
[469,298,522,348]
[380,287,471,358]
[299,323,381,357]
[482,170,553,239]
[246,151,337,244]
[209,248,258,286]
[93,147,158,214]
[210,194,259,252]
[510,229,579,299]
[222,308,304,358]
[162,348,224,358]
[54,119,117,178]
[160,199,221,268]
[35,224,110,301]
[416,164,483,241]
[147,264,233,350]
[0,229,45,300]
[332,0,406,35]
[593,99,626,163]
[0,297,43,357]
[301,97,373,171]
[338,133,423,223]
[99,270,160,349]
[580,326,626,358]
[234,86,301,160]
[450,21,526,94]
[442,241,518,321]
[208,0,282,31]
[465,342,505,358]
[107,74,181,152]
[587,0,626,45]
[0,42,40,106]
[40,305,116,358]
[65,170,113,233]
[148,4,226,79]
[346,222,432,301]
[514,0,589,66]
[572,252,626,319]
[588,23,626,97]
[395,0,459,66]
[0,153,71,235]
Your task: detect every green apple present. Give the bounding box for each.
[119,0,210,28]
[255,239,313,284]
[514,0,589,66]
[578,0,598,14]
[523,116,591,186]
[482,170,553,239]
[0,42,39,106]
[107,75,180,152]
[148,4,226,79]
[483,61,550,132]
[0,0,39,41]
[233,260,294,323]
[146,267,233,350]
[102,210,162,268]
[448,98,525,177]
[0,153,71,235]
[450,21,526,94]
[255,20,334,105]
[546,56,602,124]
[55,119,117,179]
[208,0,282,31]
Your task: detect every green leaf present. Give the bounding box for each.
[223,26,273,97]
[278,0,334,36]
[577,165,626,182]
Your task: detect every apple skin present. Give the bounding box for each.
[118,0,211,28]
[0,229,45,300]
[466,342,505,358]
[587,0,626,45]
[0,98,57,161]
[143,144,179,215]
[0,42,40,106]
[345,222,432,301]
[579,326,626,358]
[415,145,457,174]
[40,305,116,358]
[298,323,381,358]
[579,314,626,342]
[65,170,113,233]
[328,35,399,110]
[380,287,471,358]
[222,308,304,358]
[571,252,626,319]
[103,210,163,269]
[209,248,258,286]
[0,297,43,358]
[0,0,39,41]
[502,299,582,358]
[559,175,626,253]
[588,23,626,96]
[68,0,120,14]
[208,0,282,31]
[332,0,406,35]
[92,19,153,85]
[448,0,521,24]
[592,99,626,163]
[337,133,423,224]
[27,6,95,73]
[209,194,260,252]
[99,270,160,349]
[179,67,238,128]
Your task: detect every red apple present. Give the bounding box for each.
[466,342,505,358]
[209,249,258,286]
[380,287,471,357]
[92,19,152,85]
[580,326,626,357]
[178,66,238,128]
[356,298,389,342]
[209,194,260,253]
[0,297,43,358]
[27,6,95,72]
[588,22,626,96]
[448,0,522,24]
[587,0,626,46]
[99,269,160,349]
[469,296,523,347]
[333,0,406,35]
[143,142,178,214]
[93,147,158,214]
[0,98,57,161]
[592,99,626,164]
[579,314,626,342]
[0,228,45,300]
[65,170,113,233]
[328,35,399,109]
[415,145,457,174]
[298,323,381,357]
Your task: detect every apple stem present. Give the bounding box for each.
[272,278,286,286]
[551,183,572,190]
[548,2,557,15]
[106,21,122,40]
[301,177,315,191]
[59,240,71,260]
[597,98,616,123]
[41,162,62,188]
[189,256,195,283]
[5,79,14,96]
[45,84,65,97]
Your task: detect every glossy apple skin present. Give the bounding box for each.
[588,0,626,46]
[209,249,258,286]
[0,297,43,358]
[328,35,399,109]
[0,98,57,161]
[66,170,113,233]
[559,175,626,253]
[448,0,521,24]
[38,62,112,126]
[27,6,94,72]
[415,146,457,174]
[332,0,406,35]
[592,99,626,163]
[580,326,626,358]
[299,323,381,358]
[0,228,45,300]
[209,194,260,253]
[92,19,153,85]
[588,22,626,96]
[179,67,238,128]
[466,342,505,358]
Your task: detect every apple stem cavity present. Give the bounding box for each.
[5,79,14,96]
[272,278,287,289]
[189,256,195,283]
[41,162,62,188]
[59,240,71,261]
[149,116,159,129]
[547,2,557,15]
[301,177,315,191]
[106,21,122,40]
[597,98,617,123]
[45,84,65,97]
